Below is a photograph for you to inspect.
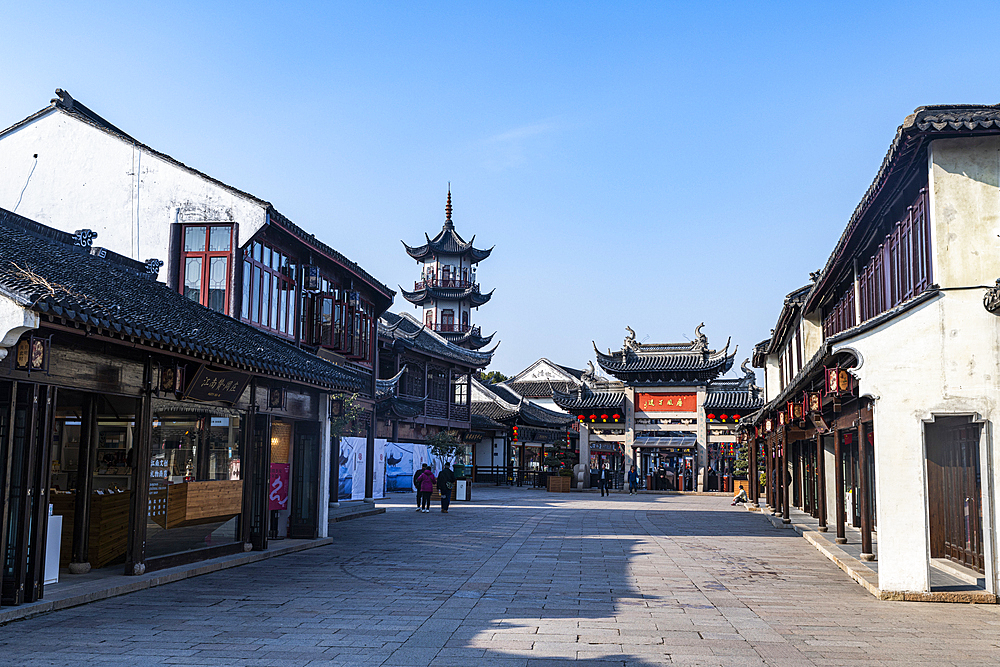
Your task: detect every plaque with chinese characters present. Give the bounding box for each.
[634,392,697,413]
[184,365,251,404]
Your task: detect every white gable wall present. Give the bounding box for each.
[0,110,267,283]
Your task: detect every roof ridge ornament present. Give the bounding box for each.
[623,326,639,353]
[691,322,709,353]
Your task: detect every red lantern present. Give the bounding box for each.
[601,414,608,422]
[589,414,597,422]
[720,414,728,421]
[707,413,716,420]
[612,413,621,422]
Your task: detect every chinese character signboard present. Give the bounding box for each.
[184,365,251,404]
[634,392,697,413]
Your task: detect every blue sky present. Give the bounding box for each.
[2,2,999,377]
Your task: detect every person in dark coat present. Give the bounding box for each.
[415,466,436,513]
[628,465,640,495]
[437,462,456,513]
[413,463,429,511]
[598,465,611,497]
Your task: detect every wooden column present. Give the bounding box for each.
[816,431,827,532]
[70,394,98,574]
[28,386,57,601]
[858,415,874,559]
[834,426,847,544]
[0,380,18,605]
[765,436,774,512]
[125,358,154,575]
[782,428,790,524]
[749,437,758,506]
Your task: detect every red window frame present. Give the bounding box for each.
[180,224,234,314]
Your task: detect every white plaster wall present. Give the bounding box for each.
[836,292,1000,593]
[318,394,331,537]
[0,111,267,281]
[801,313,823,363]
[930,136,1000,290]
[764,355,781,403]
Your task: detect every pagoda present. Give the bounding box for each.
[400,188,496,350]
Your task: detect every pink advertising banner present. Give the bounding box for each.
[269,463,290,511]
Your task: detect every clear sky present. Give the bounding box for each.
[2,2,999,378]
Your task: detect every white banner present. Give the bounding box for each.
[373,439,386,500]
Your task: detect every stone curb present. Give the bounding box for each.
[331,507,385,522]
[749,506,996,604]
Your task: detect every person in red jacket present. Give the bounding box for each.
[415,467,436,513]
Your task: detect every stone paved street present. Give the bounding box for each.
[3,488,1000,666]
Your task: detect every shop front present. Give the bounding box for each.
[0,209,362,607]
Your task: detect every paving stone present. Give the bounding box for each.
[2,489,1000,665]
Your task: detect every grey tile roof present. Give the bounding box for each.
[594,324,736,383]
[551,385,627,411]
[703,361,763,411]
[471,413,507,431]
[402,204,493,263]
[439,326,495,350]
[0,208,365,392]
[379,311,495,367]
[399,284,494,307]
[503,380,578,398]
[472,380,574,429]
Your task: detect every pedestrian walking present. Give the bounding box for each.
[437,462,456,513]
[598,465,611,497]
[628,465,639,495]
[413,463,429,511]
[415,466,435,513]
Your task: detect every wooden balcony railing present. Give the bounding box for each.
[414,278,479,291]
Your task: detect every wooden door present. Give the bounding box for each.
[927,418,985,573]
[288,422,320,539]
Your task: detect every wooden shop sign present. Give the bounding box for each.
[184,365,250,404]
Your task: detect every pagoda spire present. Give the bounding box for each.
[445,183,453,225]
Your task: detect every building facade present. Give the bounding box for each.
[0,209,362,606]
[746,103,1000,598]
[0,90,394,522]
[590,326,761,491]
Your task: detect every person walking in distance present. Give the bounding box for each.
[415,465,436,513]
[628,465,640,495]
[437,461,456,513]
[413,463,429,511]
[598,464,611,497]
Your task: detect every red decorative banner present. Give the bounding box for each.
[635,392,697,413]
[269,463,290,511]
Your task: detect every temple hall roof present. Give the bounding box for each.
[551,383,627,411]
[402,190,494,263]
[594,324,736,385]
[703,360,764,411]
